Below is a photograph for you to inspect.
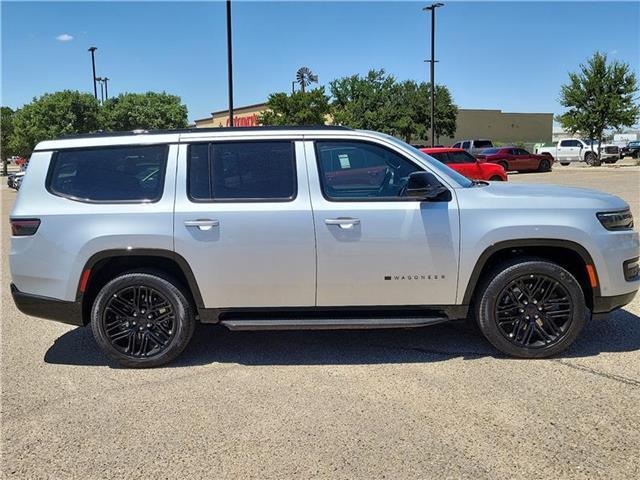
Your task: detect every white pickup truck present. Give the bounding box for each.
[535,139,620,166]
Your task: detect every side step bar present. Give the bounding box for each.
[220,317,447,331]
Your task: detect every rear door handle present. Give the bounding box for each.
[184,219,219,231]
[325,217,360,229]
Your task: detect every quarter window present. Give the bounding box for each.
[315,141,422,200]
[47,145,168,202]
[188,141,296,201]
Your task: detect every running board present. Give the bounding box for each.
[220,316,447,331]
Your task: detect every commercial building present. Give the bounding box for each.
[194,104,553,144]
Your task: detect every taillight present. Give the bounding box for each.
[10,218,41,236]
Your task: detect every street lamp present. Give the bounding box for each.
[226,0,234,127]
[423,3,444,147]
[102,77,109,100]
[88,47,98,99]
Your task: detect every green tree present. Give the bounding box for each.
[258,87,331,125]
[8,91,101,157]
[388,80,427,143]
[100,92,188,131]
[557,51,639,153]
[390,82,458,144]
[1,106,16,174]
[425,83,458,143]
[330,69,398,133]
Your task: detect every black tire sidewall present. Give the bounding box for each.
[91,272,195,368]
[539,159,550,172]
[476,260,586,358]
[585,153,600,166]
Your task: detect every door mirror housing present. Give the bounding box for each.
[405,172,450,201]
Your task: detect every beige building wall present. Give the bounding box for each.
[194,104,552,145]
[440,109,553,145]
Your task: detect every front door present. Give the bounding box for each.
[305,139,460,307]
[173,140,316,308]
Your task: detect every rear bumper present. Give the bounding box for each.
[11,283,84,326]
[592,290,638,318]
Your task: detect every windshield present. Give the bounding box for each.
[479,147,500,154]
[474,140,493,149]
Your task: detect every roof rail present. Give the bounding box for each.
[60,125,352,140]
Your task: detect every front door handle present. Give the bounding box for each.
[325,217,360,229]
[184,219,219,231]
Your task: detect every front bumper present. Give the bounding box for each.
[11,283,84,326]
[592,290,638,319]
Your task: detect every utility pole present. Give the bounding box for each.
[226,0,234,126]
[292,81,296,94]
[423,3,443,147]
[88,47,98,99]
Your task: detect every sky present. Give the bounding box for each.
[1,1,639,123]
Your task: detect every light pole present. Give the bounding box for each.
[103,77,109,100]
[226,0,234,127]
[423,3,443,147]
[88,47,98,99]
[96,77,104,103]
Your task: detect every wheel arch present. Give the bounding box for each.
[463,239,599,310]
[77,249,204,325]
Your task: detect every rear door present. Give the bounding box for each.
[306,138,460,306]
[558,140,579,162]
[173,139,316,308]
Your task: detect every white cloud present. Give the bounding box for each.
[56,33,74,42]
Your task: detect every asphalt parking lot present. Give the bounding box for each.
[2,167,639,479]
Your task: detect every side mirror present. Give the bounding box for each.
[406,172,449,200]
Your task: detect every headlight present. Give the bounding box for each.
[597,209,634,231]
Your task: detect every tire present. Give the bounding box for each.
[475,258,586,358]
[560,162,570,166]
[585,152,601,166]
[489,175,504,181]
[497,161,508,172]
[537,158,551,172]
[91,272,195,368]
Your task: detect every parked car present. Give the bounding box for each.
[535,139,619,166]
[7,170,25,190]
[421,147,507,181]
[10,127,638,367]
[620,140,640,159]
[451,139,493,155]
[475,147,553,173]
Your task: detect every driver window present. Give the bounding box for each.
[315,141,422,200]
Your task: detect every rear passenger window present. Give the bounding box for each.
[188,141,296,201]
[48,145,168,202]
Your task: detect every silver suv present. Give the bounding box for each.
[10,127,639,367]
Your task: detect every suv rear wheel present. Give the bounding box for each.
[91,272,195,368]
[475,259,586,358]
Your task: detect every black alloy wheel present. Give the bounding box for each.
[102,285,176,358]
[538,159,551,172]
[475,259,586,358]
[91,272,195,368]
[494,274,573,348]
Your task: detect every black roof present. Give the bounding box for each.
[60,125,351,140]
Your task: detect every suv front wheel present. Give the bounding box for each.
[91,272,195,368]
[475,259,586,358]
